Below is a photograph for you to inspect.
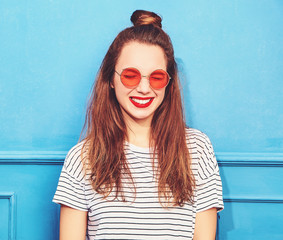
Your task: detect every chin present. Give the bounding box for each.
[127,111,154,123]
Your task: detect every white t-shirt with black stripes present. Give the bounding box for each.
[53,128,224,239]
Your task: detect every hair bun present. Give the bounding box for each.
[131,10,162,28]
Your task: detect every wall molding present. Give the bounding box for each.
[0,151,67,165]
[0,151,282,166]
[0,192,16,240]
[223,197,283,204]
[216,152,283,167]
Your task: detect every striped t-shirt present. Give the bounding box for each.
[53,128,224,239]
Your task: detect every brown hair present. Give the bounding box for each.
[82,10,195,207]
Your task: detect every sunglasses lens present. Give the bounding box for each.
[120,68,141,87]
[149,70,169,89]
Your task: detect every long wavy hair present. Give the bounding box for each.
[82,10,195,207]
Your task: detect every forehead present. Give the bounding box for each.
[116,42,167,71]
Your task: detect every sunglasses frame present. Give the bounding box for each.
[115,67,171,89]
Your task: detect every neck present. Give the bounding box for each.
[124,116,152,148]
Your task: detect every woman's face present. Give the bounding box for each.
[113,41,167,125]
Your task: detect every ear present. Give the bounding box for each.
[110,82,114,88]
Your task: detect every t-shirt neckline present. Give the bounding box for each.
[125,141,153,153]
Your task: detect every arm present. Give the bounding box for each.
[193,207,217,240]
[59,205,88,240]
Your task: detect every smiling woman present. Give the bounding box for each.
[113,42,167,125]
[53,9,223,240]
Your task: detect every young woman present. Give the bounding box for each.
[53,10,223,240]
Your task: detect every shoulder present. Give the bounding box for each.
[185,128,218,180]
[63,141,87,181]
[185,127,213,149]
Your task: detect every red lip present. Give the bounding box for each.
[129,97,154,108]
[131,96,153,100]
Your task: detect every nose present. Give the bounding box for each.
[136,75,151,94]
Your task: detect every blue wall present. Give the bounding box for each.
[0,0,282,239]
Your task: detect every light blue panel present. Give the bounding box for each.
[1,0,282,152]
[0,163,62,239]
[218,201,283,239]
[170,1,283,153]
[219,164,283,199]
[0,193,15,240]
[0,197,9,240]
[218,159,283,239]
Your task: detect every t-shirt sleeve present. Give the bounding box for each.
[53,143,88,211]
[195,132,224,213]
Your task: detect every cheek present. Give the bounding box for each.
[158,89,166,101]
[113,79,129,103]
[157,89,167,107]
[112,74,120,89]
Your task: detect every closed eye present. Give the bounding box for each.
[151,77,163,80]
[151,73,165,80]
[124,74,138,79]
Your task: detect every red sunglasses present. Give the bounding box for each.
[115,67,171,89]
